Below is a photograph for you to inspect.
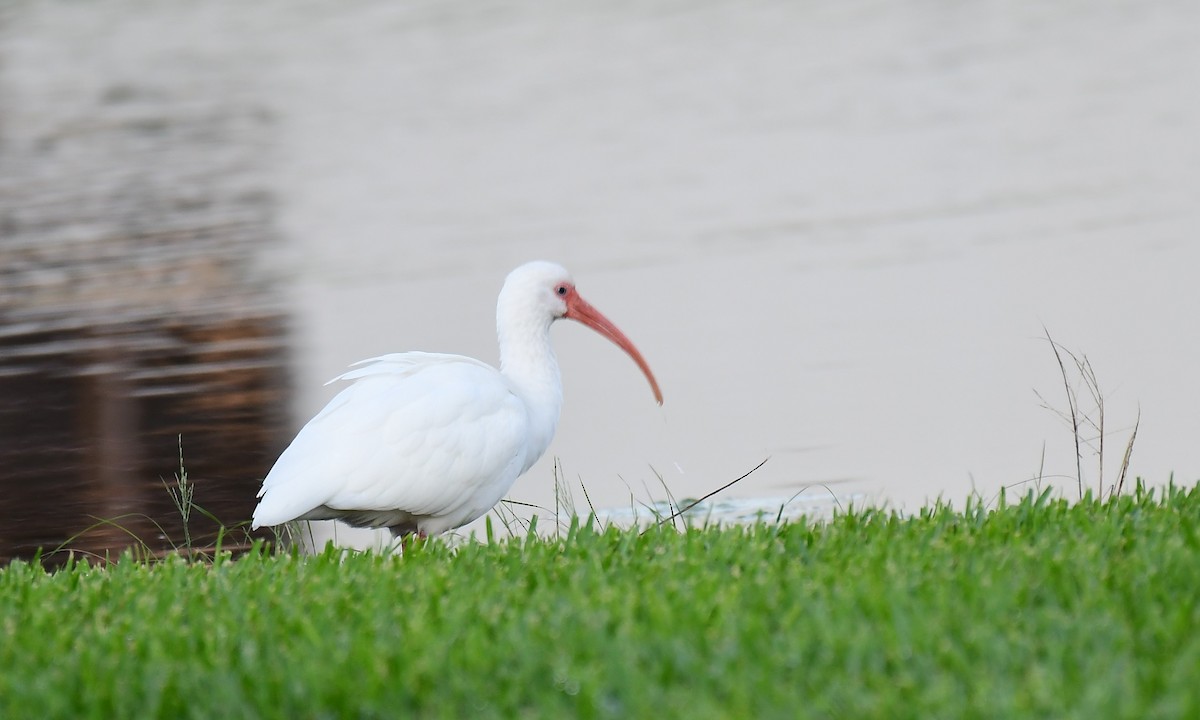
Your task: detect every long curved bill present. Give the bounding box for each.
[565,291,664,405]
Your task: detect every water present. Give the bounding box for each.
[2,0,1198,556]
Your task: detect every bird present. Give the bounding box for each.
[251,260,663,539]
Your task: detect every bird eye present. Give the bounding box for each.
[555,285,568,296]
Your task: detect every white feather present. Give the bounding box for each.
[252,354,530,534]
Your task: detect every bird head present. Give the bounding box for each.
[498,261,663,405]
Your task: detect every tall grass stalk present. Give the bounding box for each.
[1036,329,1140,501]
[161,435,195,553]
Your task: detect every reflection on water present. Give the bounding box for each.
[0,1,287,563]
[0,314,288,564]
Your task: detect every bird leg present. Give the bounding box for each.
[390,524,426,555]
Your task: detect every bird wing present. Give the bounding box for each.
[251,353,530,530]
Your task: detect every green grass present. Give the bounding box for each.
[2,483,1199,719]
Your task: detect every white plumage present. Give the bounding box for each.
[251,261,662,538]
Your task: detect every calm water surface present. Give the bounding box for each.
[3,0,1197,553]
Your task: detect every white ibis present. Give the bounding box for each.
[251,260,662,539]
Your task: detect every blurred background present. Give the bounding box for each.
[2,0,1197,560]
